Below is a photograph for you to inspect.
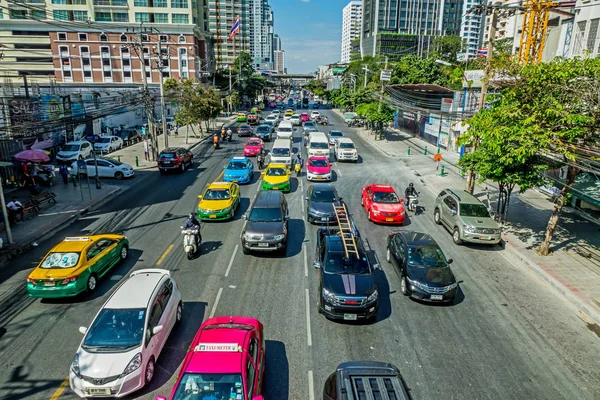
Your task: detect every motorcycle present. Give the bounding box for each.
[213,137,220,149]
[257,155,265,170]
[181,227,200,259]
[407,193,420,213]
[294,162,302,176]
[321,118,328,126]
[226,130,233,142]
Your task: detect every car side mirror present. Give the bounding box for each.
[447,259,454,264]
[451,210,457,216]
[198,195,202,199]
[152,325,163,335]
[78,326,87,335]
[242,213,248,220]
[313,261,321,269]
[156,397,167,400]
[223,165,227,169]
[285,214,290,220]
[373,263,380,270]
[252,396,265,400]
[339,197,343,201]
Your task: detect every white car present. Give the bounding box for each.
[94,136,123,153]
[290,114,301,126]
[70,269,182,398]
[265,114,279,125]
[283,114,292,121]
[56,141,93,163]
[70,158,134,179]
[334,137,359,162]
[311,111,321,119]
[328,130,344,145]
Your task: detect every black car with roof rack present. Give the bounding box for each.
[314,204,379,321]
[323,361,410,400]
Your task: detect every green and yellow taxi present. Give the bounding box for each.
[251,106,262,116]
[197,181,241,221]
[236,112,247,122]
[26,235,129,298]
[261,163,291,192]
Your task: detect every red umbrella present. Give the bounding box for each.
[14,149,51,163]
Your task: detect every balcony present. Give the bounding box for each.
[93,0,127,6]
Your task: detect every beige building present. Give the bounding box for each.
[273,49,284,73]
[207,0,250,69]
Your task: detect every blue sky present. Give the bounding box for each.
[270,0,349,73]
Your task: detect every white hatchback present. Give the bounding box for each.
[311,111,321,119]
[69,269,182,398]
[290,114,301,126]
[70,158,134,180]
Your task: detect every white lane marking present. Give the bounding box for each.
[337,168,342,177]
[209,287,223,319]
[301,196,305,213]
[303,244,308,277]
[305,288,312,346]
[224,244,239,277]
[308,370,315,400]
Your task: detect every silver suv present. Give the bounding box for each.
[433,189,501,245]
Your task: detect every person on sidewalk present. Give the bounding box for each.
[143,139,149,161]
[7,197,25,222]
[174,125,179,137]
[59,164,69,184]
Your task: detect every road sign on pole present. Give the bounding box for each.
[380,70,392,82]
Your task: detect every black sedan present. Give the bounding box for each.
[305,183,341,224]
[386,231,458,303]
[238,124,252,137]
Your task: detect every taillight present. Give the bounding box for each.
[61,276,78,285]
[27,277,37,285]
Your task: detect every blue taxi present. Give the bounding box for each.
[223,156,254,184]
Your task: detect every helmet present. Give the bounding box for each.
[188,213,194,219]
[409,182,414,188]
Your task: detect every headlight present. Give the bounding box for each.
[322,288,338,303]
[464,226,477,233]
[367,290,378,303]
[400,211,405,216]
[447,282,458,290]
[71,354,81,377]
[199,208,209,214]
[243,233,253,241]
[272,234,284,241]
[493,228,501,234]
[122,353,142,376]
[406,277,426,291]
[372,210,380,215]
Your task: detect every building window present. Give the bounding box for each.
[52,0,66,3]
[0,10,4,20]
[83,70,91,78]
[72,0,86,4]
[53,10,68,20]
[58,32,67,40]
[133,0,148,5]
[154,13,168,23]
[587,19,599,52]
[172,13,189,23]
[59,45,69,55]
[124,70,131,78]
[103,70,111,77]
[178,35,186,43]
[74,11,88,21]
[121,47,129,54]
[141,34,149,42]
[63,70,72,78]
[102,58,111,66]
[154,0,167,6]
[32,10,46,20]
[95,12,111,21]
[113,12,129,22]
[82,58,90,65]
[123,58,130,66]
[79,33,87,41]
[159,34,168,42]
[101,46,110,55]
[135,12,150,22]
[171,0,187,8]
[80,46,89,55]
[120,34,127,42]
[10,10,28,19]
[100,33,108,41]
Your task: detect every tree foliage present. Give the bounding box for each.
[232,51,255,78]
[355,102,394,123]
[431,35,463,62]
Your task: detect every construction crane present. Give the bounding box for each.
[518,0,576,65]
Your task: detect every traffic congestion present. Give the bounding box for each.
[6,89,596,400]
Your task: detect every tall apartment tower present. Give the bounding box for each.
[274,50,285,73]
[341,1,362,63]
[360,0,463,58]
[459,0,484,59]
[248,0,273,70]
[273,34,282,51]
[207,0,250,69]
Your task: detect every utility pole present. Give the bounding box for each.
[377,56,388,113]
[363,67,369,88]
[466,8,496,194]
[158,39,168,149]
[138,30,158,161]
[229,65,233,114]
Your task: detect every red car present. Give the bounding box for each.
[361,184,406,224]
[158,147,194,174]
[244,137,264,156]
[301,113,310,122]
[157,316,265,400]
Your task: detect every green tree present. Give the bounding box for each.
[243,75,266,102]
[233,51,255,79]
[431,35,463,62]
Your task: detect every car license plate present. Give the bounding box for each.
[317,175,323,179]
[163,161,170,164]
[258,243,269,247]
[273,187,279,190]
[386,218,394,221]
[209,215,216,219]
[479,236,490,240]
[343,314,357,320]
[87,388,111,395]
[321,217,328,222]
[44,281,55,287]
[431,294,443,301]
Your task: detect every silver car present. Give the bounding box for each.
[433,189,501,245]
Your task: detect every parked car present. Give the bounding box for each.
[93,136,123,153]
[70,158,134,180]
[69,269,182,398]
[56,141,93,163]
[158,147,193,174]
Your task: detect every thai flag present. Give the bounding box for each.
[477,48,488,57]
[228,16,240,41]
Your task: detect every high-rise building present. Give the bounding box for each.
[273,34,282,51]
[341,1,362,63]
[274,50,285,73]
[249,0,273,70]
[459,0,485,59]
[0,0,212,84]
[360,0,463,58]
[207,0,250,69]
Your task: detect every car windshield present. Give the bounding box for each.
[325,253,370,274]
[172,373,244,400]
[83,308,145,351]
[408,246,448,267]
[311,142,329,149]
[99,137,112,143]
[257,126,269,132]
[62,144,80,152]
[266,167,287,176]
[159,153,175,159]
[330,132,343,137]
[460,204,491,218]
[247,140,261,147]
[240,125,250,129]
[373,191,400,203]
[249,207,282,222]
[40,252,80,268]
[340,142,355,149]
[279,127,292,132]
[227,161,247,170]
[309,159,328,167]
[204,189,231,200]
[304,122,314,127]
[311,188,336,202]
[272,148,290,157]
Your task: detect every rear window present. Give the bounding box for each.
[310,142,329,149]
[279,127,292,132]
[159,153,175,159]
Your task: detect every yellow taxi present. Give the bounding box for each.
[197,181,241,221]
[261,163,291,192]
[284,109,294,117]
[236,112,247,122]
[27,235,129,298]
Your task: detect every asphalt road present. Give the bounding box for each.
[0,108,599,400]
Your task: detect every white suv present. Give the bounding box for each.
[334,137,359,162]
[70,269,182,398]
[56,141,93,163]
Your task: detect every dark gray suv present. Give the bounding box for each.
[241,191,289,255]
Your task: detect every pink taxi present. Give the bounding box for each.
[243,138,264,157]
[157,316,265,400]
[306,156,332,181]
[301,112,310,122]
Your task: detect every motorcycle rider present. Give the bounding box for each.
[226,127,233,141]
[213,133,220,149]
[294,153,303,175]
[257,148,265,169]
[183,213,202,247]
[405,182,418,206]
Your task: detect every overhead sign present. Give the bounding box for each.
[463,70,484,89]
[194,343,240,352]
[85,134,101,143]
[380,70,392,82]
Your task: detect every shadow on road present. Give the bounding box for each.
[263,340,289,400]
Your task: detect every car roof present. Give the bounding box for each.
[65,141,88,145]
[161,147,184,153]
[254,190,283,207]
[229,156,249,161]
[207,181,234,189]
[398,231,438,247]
[311,183,335,191]
[267,163,287,168]
[338,137,354,143]
[370,184,396,193]
[443,188,482,205]
[52,236,99,252]
[330,130,343,134]
[246,138,262,142]
[106,271,164,309]
[308,156,328,161]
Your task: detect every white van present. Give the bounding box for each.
[307,132,329,157]
[270,138,293,166]
[334,137,358,162]
[276,120,294,139]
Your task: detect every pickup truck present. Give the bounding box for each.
[322,361,410,400]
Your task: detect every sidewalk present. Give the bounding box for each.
[336,109,600,324]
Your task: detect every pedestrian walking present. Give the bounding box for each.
[59,164,69,184]
[174,125,179,137]
[143,139,149,161]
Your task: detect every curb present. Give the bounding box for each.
[0,187,122,266]
[502,238,600,326]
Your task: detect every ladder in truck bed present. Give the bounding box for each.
[333,203,359,259]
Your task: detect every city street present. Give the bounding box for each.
[0,109,599,400]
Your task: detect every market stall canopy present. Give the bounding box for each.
[14,149,50,163]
